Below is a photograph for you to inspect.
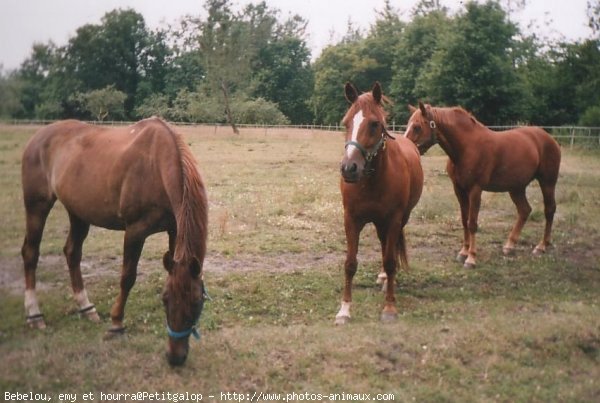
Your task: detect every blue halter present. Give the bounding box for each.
[167,322,200,340]
[166,288,210,340]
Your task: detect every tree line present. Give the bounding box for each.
[1,0,599,128]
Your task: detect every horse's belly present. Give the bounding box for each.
[59,195,126,230]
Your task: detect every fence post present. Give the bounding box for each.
[570,128,575,149]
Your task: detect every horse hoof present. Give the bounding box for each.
[28,319,47,330]
[103,327,126,340]
[463,262,476,269]
[334,315,350,326]
[456,254,468,264]
[502,247,515,256]
[376,273,387,285]
[380,312,397,322]
[85,311,101,323]
[532,247,545,256]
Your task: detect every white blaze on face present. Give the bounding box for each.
[346,109,364,160]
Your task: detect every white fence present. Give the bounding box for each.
[3,119,600,148]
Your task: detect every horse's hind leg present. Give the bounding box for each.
[503,189,532,255]
[22,198,55,328]
[453,184,470,263]
[64,213,98,322]
[533,182,557,255]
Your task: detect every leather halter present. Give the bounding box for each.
[345,128,396,176]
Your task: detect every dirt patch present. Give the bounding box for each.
[0,251,355,296]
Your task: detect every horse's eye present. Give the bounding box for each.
[370,121,379,134]
[414,125,422,134]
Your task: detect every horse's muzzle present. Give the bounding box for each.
[340,162,360,183]
[166,339,189,366]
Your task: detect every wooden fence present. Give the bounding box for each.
[3,119,600,149]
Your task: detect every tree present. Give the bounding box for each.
[390,4,449,122]
[64,9,161,118]
[311,42,381,125]
[253,36,314,124]
[0,67,23,118]
[418,1,525,124]
[198,0,257,133]
[73,85,127,121]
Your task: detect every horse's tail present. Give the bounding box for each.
[398,229,410,271]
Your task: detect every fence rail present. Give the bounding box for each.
[2,119,600,148]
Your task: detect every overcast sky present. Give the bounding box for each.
[0,0,592,71]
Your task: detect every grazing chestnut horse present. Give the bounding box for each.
[337,82,423,324]
[405,102,561,268]
[21,117,207,366]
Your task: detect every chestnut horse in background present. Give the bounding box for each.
[405,102,561,268]
[21,117,208,366]
[337,82,423,324]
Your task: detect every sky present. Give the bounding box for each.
[0,0,593,71]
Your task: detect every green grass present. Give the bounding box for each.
[0,125,599,401]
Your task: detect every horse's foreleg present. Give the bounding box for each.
[503,189,532,255]
[464,187,482,269]
[534,182,557,255]
[64,213,98,322]
[22,199,55,329]
[107,227,145,336]
[453,185,470,263]
[335,217,362,325]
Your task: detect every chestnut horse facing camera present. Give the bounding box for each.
[404,102,561,268]
[21,117,208,366]
[337,82,423,324]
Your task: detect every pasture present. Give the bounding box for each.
[0,124,598,401]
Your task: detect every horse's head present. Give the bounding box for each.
[162,253,205,366]
[405,102,438,155]
[340,82,395,183]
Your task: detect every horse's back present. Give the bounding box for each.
[22,118,181,229]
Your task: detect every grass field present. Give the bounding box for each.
[0,124,599,402]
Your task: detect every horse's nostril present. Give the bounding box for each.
[349,163,357,173]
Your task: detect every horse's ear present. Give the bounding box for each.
[345,82,359,104]
[163,251,174,273]
[372,82,383,104]
[418,101,428,117]
[408,104,417,114]
[190,257,202,278]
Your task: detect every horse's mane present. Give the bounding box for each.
[172,132,208,266]
[148,118,207,316]
[342,92,391,126]
[432,106,482,131]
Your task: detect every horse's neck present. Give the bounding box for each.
[435,109,482,163]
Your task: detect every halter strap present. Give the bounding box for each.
[167,323,200,340]
[345,129,395,176]
[418,109,439,151]
[166,288,210,341]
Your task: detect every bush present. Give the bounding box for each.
[231,97,290,125]
[578,105,600,126]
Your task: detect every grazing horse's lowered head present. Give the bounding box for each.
[340,82,395,183]
[163,255,206,366]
